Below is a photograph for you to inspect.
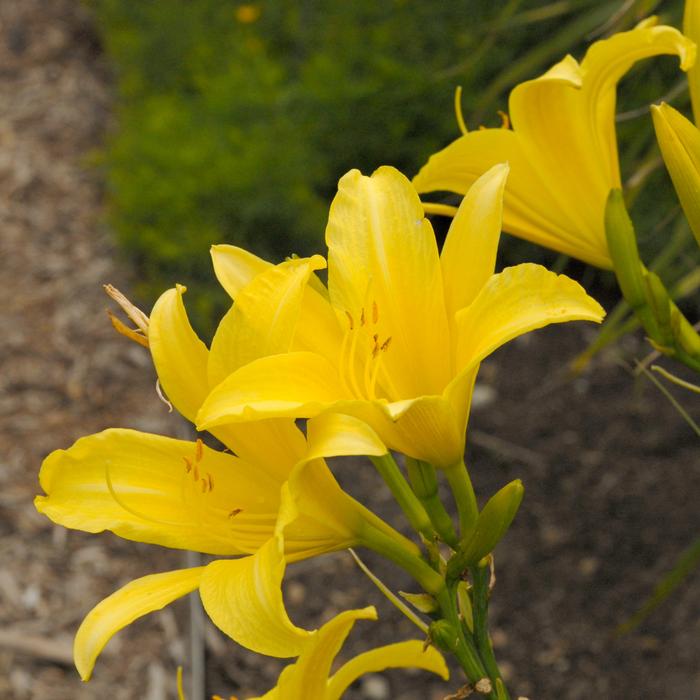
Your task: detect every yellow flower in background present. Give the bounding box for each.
[196,164,604,470]
[685,0,700,121]
[651,102,700,249]
[413,19,694,268]
[35,281,414,680]
[243,607,448,700]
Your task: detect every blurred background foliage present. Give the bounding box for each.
[87,0,695,335]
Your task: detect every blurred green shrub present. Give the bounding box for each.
[89,0,686,333]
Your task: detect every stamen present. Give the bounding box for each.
[346,324,363,398]
[498,110,510,129]
[195,438,204,463]
[206,472,214,491]
[193,464,200,482]
[338,314,355,397]
[345,310,354,331]
[371,333,380,359]
[372,301,379,324]
[104,284,151,350]
[183,457,192,473]
[229,508,242,518]
[360,307,366,326]
[155,380,174,413]
[200,479,208,494]
[381,337,392,352]
[454,85,468,136]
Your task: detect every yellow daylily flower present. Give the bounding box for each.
[197,165,604,469]
[244,606,448,700]
[651,102,700,248]
[35,274,414,680]
[413,20,695,268]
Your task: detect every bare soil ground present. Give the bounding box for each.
[1,2,699,699]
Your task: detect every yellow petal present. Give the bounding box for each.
[415,129,594,265]
[35,429,280,555]
[326,640,448,700]
[454,263,605,376]
[75,567,204,680]
[685,0,700,122]
[149,285,208,422]
[197,352,348,430]
[326,167,451,397]
[282,415,418,560]
[376,395,466,469]
[210,244,271,300]
[211,244,342,365]
[208,255,327,387]
[199,536,310,657]
[274,607,378,698]
[440,163,509,323]
[305,413,387,461]
[651,103,700,248]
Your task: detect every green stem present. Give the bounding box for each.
[470,561,509,698]
[435,585,496,698]
[405,458,458,547]
[370,454,435,541]
[360,523,445,596]
[445,460,478,536]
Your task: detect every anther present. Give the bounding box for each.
[372,333,380,359]
[360,307,366,326]
[228,508,242,518]
[183,457,192,473]
[200,479,208,494]
[206,473,213,491]
[195,438,204,462]
[345,310,354,330]
[372,301,379,324]
[193,464,200,482]
[381,337,392,352]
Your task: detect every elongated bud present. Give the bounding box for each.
[447,480,524,579]
[604,190,648,310]
[651,103,700,249]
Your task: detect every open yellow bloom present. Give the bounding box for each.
[413,19,694,268]
[196,165,604,469]
[35,280,411,680]
[243,606,448,700]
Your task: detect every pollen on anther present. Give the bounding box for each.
[372,333,380,358]
[195,438,204,462]
[360,307,366,326]
[183,457,192,473]
[200,479,208,494]
[206,472,214,491]
[228,508,242,518]
[193,465,200,482]
[345,310,354,330]
[381,337,392,352]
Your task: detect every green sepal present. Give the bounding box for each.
[447,480,524,579]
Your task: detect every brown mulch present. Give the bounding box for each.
[2,2,699,700]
